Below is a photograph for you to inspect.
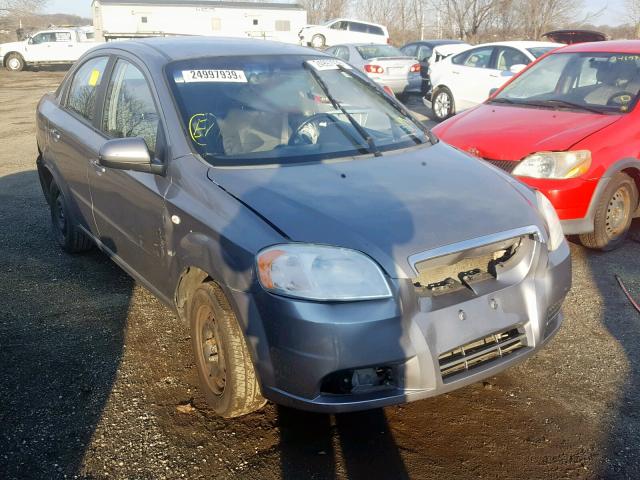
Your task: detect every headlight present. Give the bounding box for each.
[257,244,392,301]
[535,191,565,251]
[513,151,591,179]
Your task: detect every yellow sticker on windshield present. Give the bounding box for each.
[189,113,218,146]
[88,69,100,87]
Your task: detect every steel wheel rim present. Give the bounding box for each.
[198,304,226,395]
[434,92,450,118]
[605,186,631,238]
[311,36,323,48]
[7,58,20,70]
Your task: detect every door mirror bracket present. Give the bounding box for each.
[98,137,165,175]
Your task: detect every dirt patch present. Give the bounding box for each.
[0,68,639,480]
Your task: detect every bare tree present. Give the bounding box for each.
[0,0,47,15]
[517,0,583,40]
[299,0,350,24]
[627,0,640,37]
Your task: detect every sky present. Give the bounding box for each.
[45,0,630,26]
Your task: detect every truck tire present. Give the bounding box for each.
[190,282,266,418]
[5,53,25,72]
[579,172,638,251]
[49,181,93,253]
[311,34,326,49]
[432,87,455,121]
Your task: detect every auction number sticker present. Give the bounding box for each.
[305,59,352,71]
[182,69,247,83]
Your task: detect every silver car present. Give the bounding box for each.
[35,37,571,418]
[325,43,422,97]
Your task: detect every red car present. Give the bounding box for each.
[433,40,640,250]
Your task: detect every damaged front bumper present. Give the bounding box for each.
[231,226,571,413]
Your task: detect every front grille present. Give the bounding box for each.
[438,327,527,380]
[484,159,519,173]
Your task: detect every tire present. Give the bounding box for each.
[5,53,24,72]
[310,34,326,49]
[190,282,266,418]
[432,87,455,121]
[579,172,638,251]
[49,181,93,253]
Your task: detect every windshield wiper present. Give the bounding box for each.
[336,64,436,144]
[304,62,382,157]
[539,99,604,114]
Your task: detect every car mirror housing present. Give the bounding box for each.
[99,137,164,175]
[510,64,526,74]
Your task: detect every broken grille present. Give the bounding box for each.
[438,328,527,380]
[484,159,519,174]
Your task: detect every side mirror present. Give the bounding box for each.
[99,137,164,175]
[489,88,499,97]
[510,64,526,74]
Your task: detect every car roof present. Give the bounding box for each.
[471,40,562,49]
[89,36,322,63]
[331,43,397,48]
[404,40,466,47]
[555,39,640,53]
[327,18,386,28]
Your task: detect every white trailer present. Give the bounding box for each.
[92,0,307,44]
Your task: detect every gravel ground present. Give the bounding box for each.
[1,68,639,480]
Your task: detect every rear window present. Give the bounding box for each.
[356,45,404,60]
[527,47,556,58]
[368,25,384,35]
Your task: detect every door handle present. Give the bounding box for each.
[90,158,106,174]
[50,128,61,142]
[489,73,499,78]
[452,70,460,75]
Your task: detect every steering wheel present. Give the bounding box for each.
[607,91,634,107]
[289,112,342,146]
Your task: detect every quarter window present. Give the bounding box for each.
[102,60,160,153]
[66,56,109,122]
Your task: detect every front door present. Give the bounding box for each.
[27,31,68,62]
[88,57,171,291]
[453,46,496,109]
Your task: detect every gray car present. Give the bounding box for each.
[35,37,571,418]
[324,43,422,97]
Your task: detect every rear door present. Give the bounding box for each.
[45,55,111,231]
[88,56,171,291]
[51,31,77,61]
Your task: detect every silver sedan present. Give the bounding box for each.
[324,43,422,97]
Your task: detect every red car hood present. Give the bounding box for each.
[433,104,622,160]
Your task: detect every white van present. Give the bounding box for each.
[299,18,389,49]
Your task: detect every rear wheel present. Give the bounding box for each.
[190,282,265,418]
[5,53,24,72]
[310,34,326,49]
[49,181,93,253]
[432,87,455,121]
[579,172,638,251]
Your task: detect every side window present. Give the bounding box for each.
[66,56,109,122]
[462,47,494,68]
[275,20,290,32]
[350,22,368,33]
[31,32,55,44]
[102,59,160,153]
[402,44,417,57]
[335,46,350,61]
[416,45,432,62]
[495,47,530,71]
[330,21,347,30]
[368,25,384,36]
[452,51,469,65]
[55,32,72,42]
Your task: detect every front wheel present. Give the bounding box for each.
[5,53,24,72]
[579,172,638,251]
[190,282,266,418]
[432,87,455,121]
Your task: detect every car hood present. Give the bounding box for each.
[433,104,622,161]
[0,41,24,50]
[206,142,542,279]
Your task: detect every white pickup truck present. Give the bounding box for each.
[0,28,98,72]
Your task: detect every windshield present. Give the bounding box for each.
[167,55,429,166]
[527,46,556,58]
[356,45,405,59]
[493,52,640,114]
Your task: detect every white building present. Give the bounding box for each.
[92,0,307,44]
